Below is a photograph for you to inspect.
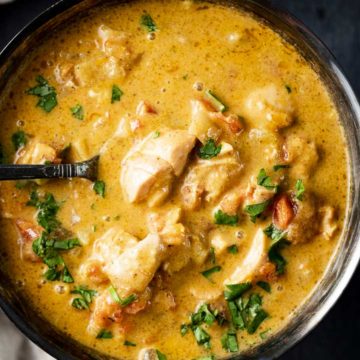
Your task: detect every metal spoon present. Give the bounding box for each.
[0,155,99,182]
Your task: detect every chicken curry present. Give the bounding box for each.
[0,1,349,359]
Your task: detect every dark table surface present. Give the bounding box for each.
[0,1,359,359]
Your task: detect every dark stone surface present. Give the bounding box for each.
[0,1,359,359]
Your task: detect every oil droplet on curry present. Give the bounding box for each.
[0,1,349,359]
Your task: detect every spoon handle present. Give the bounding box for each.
[0,155,99,182]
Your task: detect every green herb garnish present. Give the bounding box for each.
[245,199,272,223]
[12,131,27,150]
[227,245,238,254]
[224,283,252,301]
[111,85,123,103]
[180,324,189,336]
[221,329,238,352]
[156,350,167,360]
[198,139,222,159]
[93,180,106,198]
[153,130,160,138]
[273,164,290,171]
[71,104,84,120]
[96,329,113,339]
[256,281,271,293]
[214,210,238,226]
[257,168,278,192]
[26,75,57,112]
[123,340,136,347]
[141,13,157,32]
[295,179,305,200]
[108,285,137,307]
[285,84,292,93]
[209,246,216,264]
[201,266,222,281]
[71,285,97,310]
[204,89,228,112]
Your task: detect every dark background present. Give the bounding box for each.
[0,1,359,359]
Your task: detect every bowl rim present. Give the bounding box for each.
[0,1,360,360]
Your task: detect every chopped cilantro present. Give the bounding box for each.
[123,340,136,347]
[256,281,271,293]
[295,179,305,200]
[141,13,157,32]
[193,326,211,348]
[111,85,123,103]
[221,330,238,352]
[198,139,222,159]
[108,285,137,307]
[180,324,189,336]
[260,329,271,340]
[245,199,272,223]
[204,89,228,112]
[96,329,113,339]
[214,210,238,226]
[12,131,27,150]
[201,266,222,281]
[257,168,278,192]
[153,130,160,138]
[71,285,97,310]
[227,245,238,254]
[273,164,290,171]
[71,104,84,120]
[93,180,105,197]
[209,246,216,264]
[285,84,292,93]
[26,75,57,112]
[224,283,252,301]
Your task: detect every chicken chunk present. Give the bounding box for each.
[243,175,276,207]
[244,84,295,131]
[15,219,42,262]
[319,206,337,240]
[181,142,243,209]
[15,140,61,165]
[121,129,196,206]
[224,229,268,284]
[209,228,241,255]
[287,195,319,244]
[283,134,319,179]
[121,153,174,206]
[218,185,245,215]
[138,349,162,360]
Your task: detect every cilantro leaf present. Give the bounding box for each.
[93,180,106,197]
[141,13,157,32]
[244,199,272,223]
[26,75,57,112]
[285,84,292,93]
[193,326,211,348]
[227,245,238,254]
[71,285,97,310]
[214,210,238,226]
[201,266,222,281]
[204,89,228,112]
[96,329,113,339]
[198,139,222,159]
[71,104,84,120]
[257,168,278,192]
[124,340,136,347]
[180,324,189,336]
[273,164,290,171]
[108,285,137,307]
[111,85,123,103]
[12,131,27,150]
[156,350,167,360]
[227,300,245,330]
[224,283,252,301]
[295,179,305,200]
[209,246,216,264]
[221,329,238,352]
[256,281,271,293]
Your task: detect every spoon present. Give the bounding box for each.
[0,155,99,182]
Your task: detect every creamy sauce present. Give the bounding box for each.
[0,1,348,359]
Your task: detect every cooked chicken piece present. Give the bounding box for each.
[15,140,60,165]
[54,62,77,87]
[162,234,191,274]
[138,349,161,360]
[209,228,241,255]
[121,153,174,206]
[189,279,222,301]
[218,185,245,215]
[244,84,295,131]
[80,259,109,285]
[15,219,42,262]
[189,100,243,143]
[70,138,91,162]
[97,25,131,57]
[248,128,283,162]
[152,290,176,311]
[283,134,319,179]
[272,194,295,230]
[287,195,319,244]
[243,175,276,207]
[104,233,166,296]
[319,206,337,240]
[190,234,209,265]
[181,142,243,210]
[137,130,196,176]
[121,129,195,206]
[224,229,268,284]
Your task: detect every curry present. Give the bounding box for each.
[0,1,349,359]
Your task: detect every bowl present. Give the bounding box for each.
[0,1,360,359]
